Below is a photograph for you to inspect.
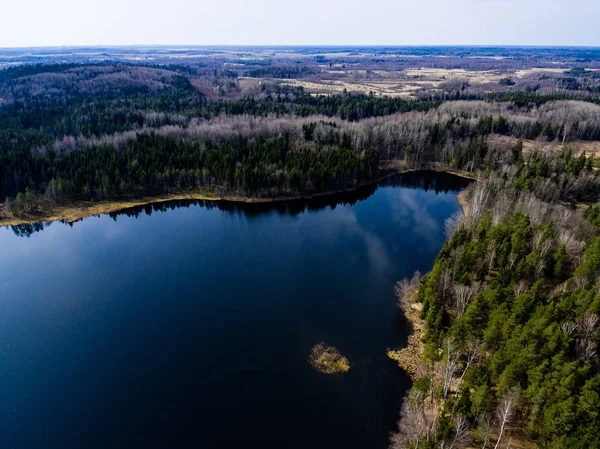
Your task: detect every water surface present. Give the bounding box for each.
[0,171,470,449]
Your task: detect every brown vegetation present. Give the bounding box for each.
[387,271,428,379]
[308,343,351,375]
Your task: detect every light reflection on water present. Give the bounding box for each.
[0,171,471,449]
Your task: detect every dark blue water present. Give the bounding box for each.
[0,171,470,449]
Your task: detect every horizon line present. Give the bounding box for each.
[1,44,600,50]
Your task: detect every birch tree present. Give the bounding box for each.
[494,388,519,449]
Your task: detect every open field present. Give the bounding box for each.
[404,67,505,84]
[282,78,423,97]
[281,64,600,98]
[488,135,600,159]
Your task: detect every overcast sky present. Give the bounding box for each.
[1,0,598,48]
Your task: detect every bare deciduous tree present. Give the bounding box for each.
[440,268,453,304]
[577,312,599,338]
[465,182,490,229]
[453,283,479,315]
[442,337,460,399]
[449,413,470,449]
[559,320,577,336]
[508,253,519,272]
[574,274,589,290]
[494,388,519,449]
[575,312,599,363]
[535,258,546,280]
[390,389,433,449]
[513,280,529,298]
[455,339,480,396]
[394,271,422,311]
[445,212,464,240]
[576,339,597,364]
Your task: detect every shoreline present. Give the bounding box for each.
[388,179,472,383]
[0,164,474,228]
[387,302,428,380]
[457,188,470,214]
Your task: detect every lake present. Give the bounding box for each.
[0,171,471,449]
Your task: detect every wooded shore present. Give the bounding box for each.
[0,165,475,228]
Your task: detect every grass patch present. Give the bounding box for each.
[309,342,350,374]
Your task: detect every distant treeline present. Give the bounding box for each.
[2,63,600,215]
[246,66,316,79]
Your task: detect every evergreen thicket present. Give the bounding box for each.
[391,145,600,449]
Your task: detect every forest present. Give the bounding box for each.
[1,60,600,219]
[3,93,600,216]
[391,142,600,448]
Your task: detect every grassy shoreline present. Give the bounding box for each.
[0,164,475,228]
[387,302,428,380]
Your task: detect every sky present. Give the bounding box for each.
[1,0,599,48]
